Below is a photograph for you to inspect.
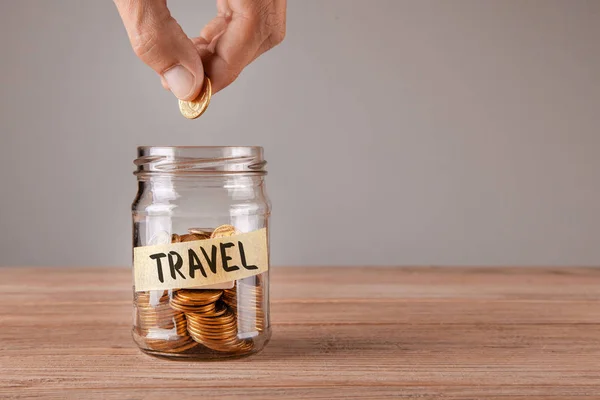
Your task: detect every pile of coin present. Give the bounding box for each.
[223,278,266,333]
[134,225,266,355]
[170,289,222,313]
[144,332,198,353]
[134,290,197,353]
[135,291,177,332]
[187,303,253,353]
[171,227,212,243]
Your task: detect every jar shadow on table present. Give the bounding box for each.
[255,323,407,361]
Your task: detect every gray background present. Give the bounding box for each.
[1,0,599,267]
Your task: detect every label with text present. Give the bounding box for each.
[134,228,268,291]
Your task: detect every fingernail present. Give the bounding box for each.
[163,65,195,100]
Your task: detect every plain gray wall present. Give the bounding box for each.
[1,0,599,267]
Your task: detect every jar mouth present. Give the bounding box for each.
[134,146,267,177]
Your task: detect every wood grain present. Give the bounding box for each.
[0,267,599,399]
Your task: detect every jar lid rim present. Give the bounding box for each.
[134,146,267,177]
[137,146,264,151]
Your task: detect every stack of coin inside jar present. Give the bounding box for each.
[132,225,267,356]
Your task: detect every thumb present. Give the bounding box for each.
[114,0,204,101]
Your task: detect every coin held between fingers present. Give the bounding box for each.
[179,77,212,119]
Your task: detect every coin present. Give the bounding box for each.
[179,77,212,119]
[187,313,236,327]
[173,289,223,304]
[181,233,205,242]
[211,224,238,238]
[222,283,265,332]
[145,336,198,353]
[188,228,213,237]
[170,300,216,314]
[186,308,247,351]
[187,322,238,335]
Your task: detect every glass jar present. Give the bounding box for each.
[131,146,271,360]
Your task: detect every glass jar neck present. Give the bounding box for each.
[134,146,267,179]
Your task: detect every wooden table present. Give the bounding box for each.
[1,267,599,399]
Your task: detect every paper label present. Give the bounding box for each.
[134,228,268,291]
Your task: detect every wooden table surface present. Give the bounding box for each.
[1,267,599,399]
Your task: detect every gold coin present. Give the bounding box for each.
[190,325,239,336]
[188,228,213,237]
[173,289,223,304]
[187,315,233,326]
[191,336,241,347]
[187,324,238,337]
[137,313,176,323]
[173,313,187,322]
[181,233,205,242]
[185,308,245,351]
[209,302,229,316]
[170,301,216,314]
[137,312,176,321]
[187,318,234,328]
[146,337,198,353]
[203,339,251,352]
[187,314,237,327]
[175,321,188,336]
[188,318,235,328]
[186,306,229,321]
[190,334,242,347]
[137,304,173,313]
[137,318,176,329]
[179,77,212,119]
[211,224,238,239]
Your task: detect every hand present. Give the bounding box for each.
[114,0,286,100]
